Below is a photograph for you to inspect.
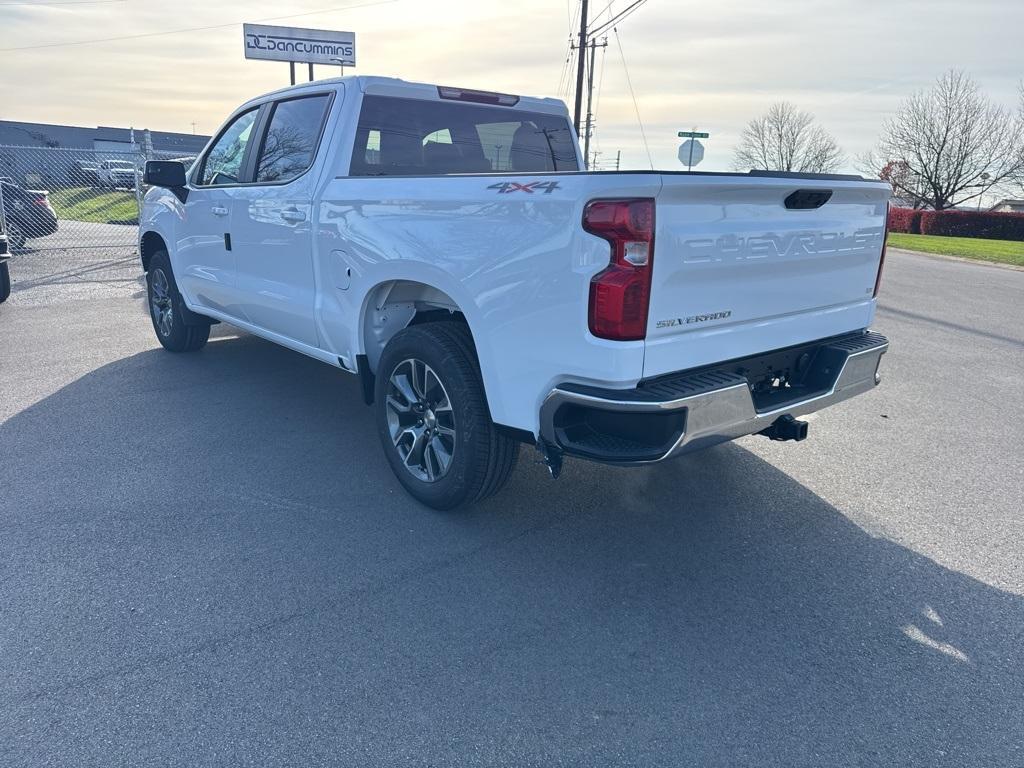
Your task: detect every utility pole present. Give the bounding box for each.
[572,0,588,135]
[581,36,607,170]
[571,0,650,152]
[615,149,621,171]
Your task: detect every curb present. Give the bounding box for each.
[888,247,1024,273]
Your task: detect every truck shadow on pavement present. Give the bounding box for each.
[2,332,1021,766]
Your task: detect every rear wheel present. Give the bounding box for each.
[146,250,209,352]
[0,262,10,303]
[374,322,519,510]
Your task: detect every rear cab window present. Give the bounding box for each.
[349,95,579,176]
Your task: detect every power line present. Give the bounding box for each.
[567,0,580,32]
[0,0,395,51]
[590,0,617,24]
[557,0,581,102]
[571,0,651,139]
[589,0,650,39]
[592,35,608,153]
[614,26,653,170]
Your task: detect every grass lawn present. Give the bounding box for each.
[49,186,138,225]
[888,232,1024,267]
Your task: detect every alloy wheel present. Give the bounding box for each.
[149,267,174,337]
[385,358,457,483]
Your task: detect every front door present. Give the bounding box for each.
[231,93,333,348]
[174,107,259,319]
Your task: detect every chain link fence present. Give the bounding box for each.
[0,144,198,305]
[0,143,195,254]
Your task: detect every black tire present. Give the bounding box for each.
[146,250,209,353]
[374,322,519,510]
[0,262,10,303]
[6,223,26,251]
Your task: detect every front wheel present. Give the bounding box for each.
[146,250,209,352]
[374,323,519,510]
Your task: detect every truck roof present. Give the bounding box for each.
[239,75,571,118]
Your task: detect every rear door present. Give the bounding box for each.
[231,92,334,347]
[644,176,890,378]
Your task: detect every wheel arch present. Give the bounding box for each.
[359,279,476,376]
[139,230,167,273]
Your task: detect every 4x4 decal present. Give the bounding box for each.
[487,181,561,195]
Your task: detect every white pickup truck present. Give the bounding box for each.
[139,76,890,509]
[97,159,138,190]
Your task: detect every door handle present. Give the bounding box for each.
[280,207,306,223]
[211,205,228,217]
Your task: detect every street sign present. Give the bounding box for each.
[678,139,705,168]
[678,131,710,139]
[243,24,356,66]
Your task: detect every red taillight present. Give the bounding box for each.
[585,198,655,341]
[874,203,889,297]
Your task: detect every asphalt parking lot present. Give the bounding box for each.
[1,246,1022,767]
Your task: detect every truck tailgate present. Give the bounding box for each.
[644,175,890,379]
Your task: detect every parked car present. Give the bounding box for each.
[0,181,58,250]
[0,231,10,303]
[139,76,890,509]
[97,159,138,189]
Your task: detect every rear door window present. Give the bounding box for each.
[255,94,332,183]
[350,95,579,176]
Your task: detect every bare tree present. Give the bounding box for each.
[863,70,1024,210]
[877,159,928,208]
[733,102,845,174]
[1018,81,1024,194]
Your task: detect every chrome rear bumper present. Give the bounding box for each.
[539,331,889,465]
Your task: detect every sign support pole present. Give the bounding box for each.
[308,63,314,82]
[289,62,296,85]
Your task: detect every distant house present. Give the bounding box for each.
[0,119,210,187]
[989,199,1024,214]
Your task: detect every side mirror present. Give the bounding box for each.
[144,161,188,202]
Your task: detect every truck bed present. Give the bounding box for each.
[319,168,888,427]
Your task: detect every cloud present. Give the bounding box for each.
[0,0,1019,172]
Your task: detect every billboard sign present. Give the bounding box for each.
[243,24,356,66]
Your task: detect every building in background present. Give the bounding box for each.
[0,120,210,188]
[988,199,1024,213]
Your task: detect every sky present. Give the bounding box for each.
[0,0,1021,173]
